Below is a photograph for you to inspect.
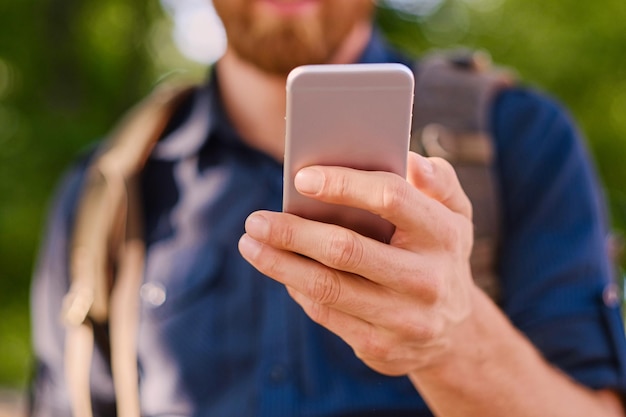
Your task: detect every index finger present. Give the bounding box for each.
[293,155,471,235]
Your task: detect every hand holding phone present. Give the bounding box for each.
[283,63,415,242]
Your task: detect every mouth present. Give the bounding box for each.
[256,0,320,17]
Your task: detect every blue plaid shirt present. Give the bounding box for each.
[30,31,626,416]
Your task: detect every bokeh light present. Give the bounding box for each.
[160,0,226,65]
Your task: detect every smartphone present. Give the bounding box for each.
[283,63,415,242]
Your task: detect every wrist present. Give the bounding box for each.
[408,286,524,386]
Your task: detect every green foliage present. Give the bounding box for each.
[1,0,625,389]
[378,0,626,238]
[0,0,162,388]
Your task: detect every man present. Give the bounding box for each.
[30,0,626,416]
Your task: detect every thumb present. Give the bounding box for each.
[406,152,472,220]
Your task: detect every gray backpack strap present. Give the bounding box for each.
[411,50,514,303]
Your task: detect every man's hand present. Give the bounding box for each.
[238,152,626,416]
[238,152,476,376]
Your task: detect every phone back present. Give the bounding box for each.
[283,63,414,242]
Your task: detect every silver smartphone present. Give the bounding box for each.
[283,63,415,243]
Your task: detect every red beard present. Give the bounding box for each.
[213,0,374,75]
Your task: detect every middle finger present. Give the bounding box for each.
[241,210,440,299]
[238,231,434,328]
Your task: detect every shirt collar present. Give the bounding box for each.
[151,83,214,160]
[358,27,412,66]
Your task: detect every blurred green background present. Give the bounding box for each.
[1,0,625,391]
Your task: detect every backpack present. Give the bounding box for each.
[60,51,513,417]
[411,49,514,301]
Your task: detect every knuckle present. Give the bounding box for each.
[417,268,444,305]
[431,156,455,183]
[325,229,363,269]
[460,219,474,253]
[327,171,350,198]
[438,157,456,176]
[384,306,432,343]
[306,301,329,326]
[381,179,409,215]
[395,263,441,304]
[358,332,393,363]
[451,221,471,256]
[306,268,341,305]
[444,224,461,252]
[461,194,473,220]
[390,308,440,346]
[434,219,461,253]
[275,221,296,249]
[404,319,438,343]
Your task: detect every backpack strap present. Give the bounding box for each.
[61,83,197,417]
[411,49,515,303]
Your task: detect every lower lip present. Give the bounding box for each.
[257,0,319,16]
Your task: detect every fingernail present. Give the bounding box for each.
[295,168,324,194]
[238,234,263,259]
[245,213,270,239]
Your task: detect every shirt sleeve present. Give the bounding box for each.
[492,87,626,392]
[28,157,117,417]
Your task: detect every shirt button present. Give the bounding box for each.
[602,283,621,308]
[269,364,288,383]
[140,283,167,307]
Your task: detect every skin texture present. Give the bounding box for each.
[211,0,626,415]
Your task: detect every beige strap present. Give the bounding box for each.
[64,322,95,417]
[109,177,144,417]
[62,84,196,417]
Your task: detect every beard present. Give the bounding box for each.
[213,0,375,76]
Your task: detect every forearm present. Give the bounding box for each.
[409,288,625,417]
